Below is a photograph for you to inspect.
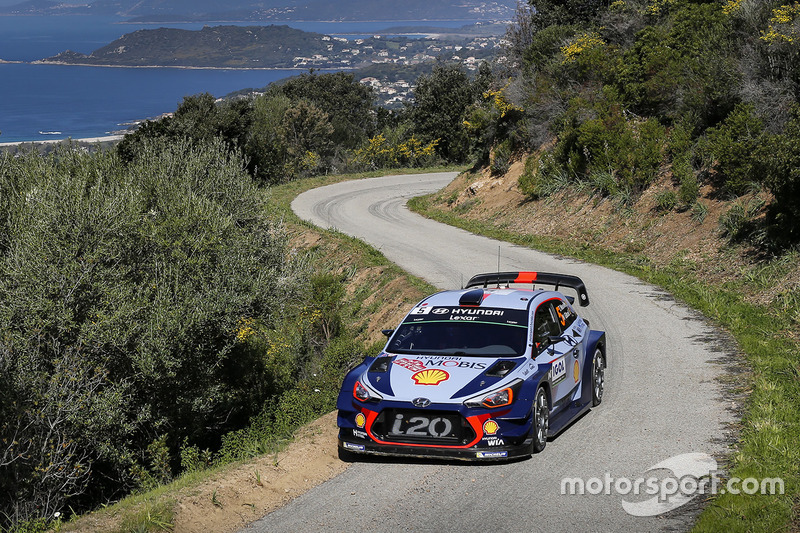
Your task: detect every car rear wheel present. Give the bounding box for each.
[592,348,605,406]
[532,387,549,453]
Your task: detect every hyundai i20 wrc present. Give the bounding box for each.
[336,271,607,460]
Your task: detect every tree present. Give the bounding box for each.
[279,100,335,162]
[245,93,292,183]
[116,93,253,163]
[267,72,375,149]
[408,63,477,162]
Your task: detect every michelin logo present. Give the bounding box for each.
[476,451,508,458]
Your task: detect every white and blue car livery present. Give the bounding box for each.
[337,271,607,460]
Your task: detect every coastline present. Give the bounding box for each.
[120,18,490,24]
[0,134,124,147]
[29,60,352,71]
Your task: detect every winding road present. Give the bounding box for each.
[245,172,734,532]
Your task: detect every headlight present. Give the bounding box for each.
[353,380,382,402]
[464,379,522,408]
[481,387,514,408]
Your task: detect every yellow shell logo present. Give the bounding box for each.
[483,419,499,435]
[412,369,449,385]
[573,361,580,382]
[355,413,366,428]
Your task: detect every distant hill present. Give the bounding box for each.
[0,0,516,20]
[37,25,339,68]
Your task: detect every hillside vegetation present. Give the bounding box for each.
[482,0,800,251]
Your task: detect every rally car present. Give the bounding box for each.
[336,271,607,460]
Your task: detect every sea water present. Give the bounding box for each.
[0,16,480,143]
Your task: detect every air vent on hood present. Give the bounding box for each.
[369,357,391,373]
[459,288,484,306]
[486,360,517,377]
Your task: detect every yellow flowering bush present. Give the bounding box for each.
[353,134,395,168]
[235,317,256,343]
[481,84,523,119]
[300,150,321,172]
[397,136,439,163]
[561,32,606,64]
[722,0,744,16]
[354,134,439,169]
[761,3,800,44]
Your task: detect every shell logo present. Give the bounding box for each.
[355,413,366,428]
[483,419,499,435]
[411,368,449,385]
[573,360,580,383]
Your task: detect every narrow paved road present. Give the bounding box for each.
[245,172,734,532]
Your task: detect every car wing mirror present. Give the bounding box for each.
[546,335,565,355]
[382,329,394,338]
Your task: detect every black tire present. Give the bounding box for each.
[532,387,549,453]
[591,347,605,406]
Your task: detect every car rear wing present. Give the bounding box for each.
[465,271,590,306]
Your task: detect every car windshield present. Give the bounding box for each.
[387,321,528,357]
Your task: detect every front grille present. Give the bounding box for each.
[371,409,475,445]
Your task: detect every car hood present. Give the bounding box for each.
[363,353,531,403]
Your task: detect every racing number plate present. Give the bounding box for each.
[385,410,462,442]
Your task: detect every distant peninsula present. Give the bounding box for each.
[36,24,501,70]
[38,25,342,69]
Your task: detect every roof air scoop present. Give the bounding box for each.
[459,288,485,306]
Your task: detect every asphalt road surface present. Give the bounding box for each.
[245,172,734,533]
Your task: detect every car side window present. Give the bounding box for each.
[555,299,577,330]
[533,301,562,352]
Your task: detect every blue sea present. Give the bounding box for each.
[0,16,480,143]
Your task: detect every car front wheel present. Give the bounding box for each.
[532,387,549,453]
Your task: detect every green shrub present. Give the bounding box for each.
[588,169,619,197]
[490,139,513,176]
[519,152,571,199]
[179,440,213,475]
[700,103,765,196]
[0,139,298,527]
[754,106,800,247]
[518,153,542,198]
[8,518,50,533]
[718,198,766,244]
[674,156,699,208]
[667,114,697,158]
[655,190,678,212]
[547,89,665,192]
[214,334,365,466]
[522,24,577,74]
[691,201,709,223]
